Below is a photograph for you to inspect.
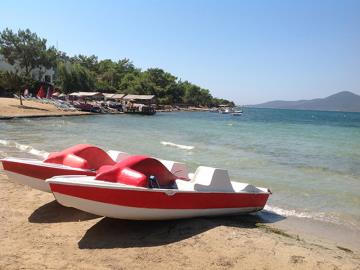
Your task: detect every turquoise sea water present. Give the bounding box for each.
[0,108,359,231]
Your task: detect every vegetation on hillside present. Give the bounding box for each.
[0,28,234,106]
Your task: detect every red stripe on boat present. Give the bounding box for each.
[50,183,269,209]
[2,160,96,180]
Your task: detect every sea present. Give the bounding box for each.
[0,108,359,245]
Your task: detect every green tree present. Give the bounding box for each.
[117,71,141,93]
[0,28,56,77]
[0,28,56,104]
[56,62,95,93]
[71,54,98,72]
[140,68,178,102]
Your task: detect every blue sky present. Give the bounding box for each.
[1,0,360,104]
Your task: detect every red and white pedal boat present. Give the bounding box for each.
[46,155,271,220]
[0,144,189,192]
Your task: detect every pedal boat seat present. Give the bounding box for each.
[44,144,116,170]
[95,155,177,187]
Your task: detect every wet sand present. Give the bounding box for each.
[0,98,91,119]
[0,173,359,269]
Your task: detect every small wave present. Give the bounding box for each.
[161,141,194,150]
[264,205,339,224]
[0,150,7,158]
[264,205,313,219]
[0,139,49,158]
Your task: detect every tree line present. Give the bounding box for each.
[0,28,234,107]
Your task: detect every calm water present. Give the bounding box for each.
[1,108,360,231]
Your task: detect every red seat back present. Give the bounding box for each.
[96,155,177,187]
[44,144,116,170]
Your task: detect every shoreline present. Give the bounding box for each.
[0,113,94,120]
[0,173,359,269]
[263,213,360,251]
[0,98,207,120]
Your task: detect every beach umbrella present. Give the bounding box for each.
[36,86,46,98]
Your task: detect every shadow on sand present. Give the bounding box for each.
[78,210,285,249]
[28,200,100,223]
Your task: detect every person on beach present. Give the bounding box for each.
[23,88,29,97]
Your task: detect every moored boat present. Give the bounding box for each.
[46,155,271,220]
[232,110,243,116]
[219,107,232,114]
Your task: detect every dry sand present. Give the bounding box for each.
[0,173,359,270]
[0,98,90,118]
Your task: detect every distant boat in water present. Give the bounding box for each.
[124,104,156,115]
[217,105,243,115]
[232,110,243,116]
[219,108,232,114]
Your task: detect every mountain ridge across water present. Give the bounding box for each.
[247,91,360,112]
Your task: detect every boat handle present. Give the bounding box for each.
[164,190,176,196]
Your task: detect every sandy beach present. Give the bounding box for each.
[0,98,91,119]
[2,2,359,269]
[0,173,358,270]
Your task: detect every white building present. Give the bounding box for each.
[0,54,55,84]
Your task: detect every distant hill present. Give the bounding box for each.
[248,91,360,112]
